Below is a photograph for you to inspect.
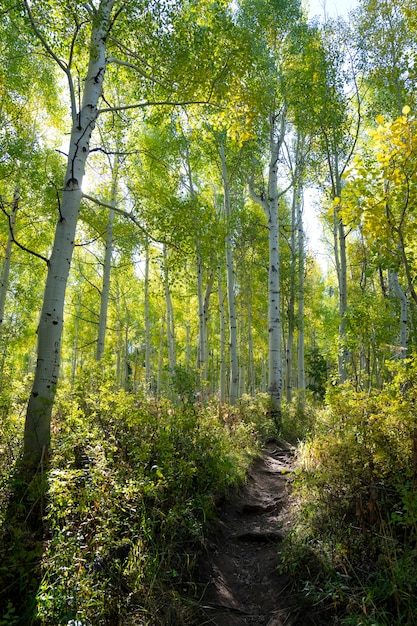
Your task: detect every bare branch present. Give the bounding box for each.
[107,56,165,86]
[0,199,49,265]
[98,99,217,114]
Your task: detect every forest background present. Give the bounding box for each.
[1,0,417,624]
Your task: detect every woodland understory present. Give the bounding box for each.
[2,0,417,623]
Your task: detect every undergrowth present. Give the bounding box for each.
[283,361,417,625]
[0,371,273,625]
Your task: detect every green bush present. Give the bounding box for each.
[284,365,417,624]
[31,380,259,625]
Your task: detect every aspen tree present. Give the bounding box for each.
[23,0,117,465]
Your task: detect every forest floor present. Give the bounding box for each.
[194,441,321,626]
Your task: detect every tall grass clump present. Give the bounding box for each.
[283,361,417,625]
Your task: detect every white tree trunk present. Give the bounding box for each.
[96,157,119,361]
[286,185,297,403]
[23,0,115,465]
[266,124,283,420]
[248,112,286,422]
[0,188,18,333]
[247,293,255,396]
[196,243,206,374]
[218,263,226,404]
[163,246,176,372]
[296,192,306,402]
[71,292,81,385]
[220,144,239,405]
[157,315,165,396]
[144,243,152,392]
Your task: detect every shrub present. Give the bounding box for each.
[284,365,417,624]
[32,381,259,625]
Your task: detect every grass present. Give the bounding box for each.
[281,371,417,625]
[0,377,274,625]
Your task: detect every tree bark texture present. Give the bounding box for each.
[24,0,116,465]
[220,144,239,405]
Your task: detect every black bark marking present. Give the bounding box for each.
[66,178,79,189]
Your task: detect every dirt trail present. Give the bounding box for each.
[195,441,317,626]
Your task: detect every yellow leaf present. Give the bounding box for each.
[333,197,341,206]
[376,114,385,125]
[402,105,411,115]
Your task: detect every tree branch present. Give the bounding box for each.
[98,98,216,114]
[0,200,49,265]
[107,56,165,86]
[81,193,183,251]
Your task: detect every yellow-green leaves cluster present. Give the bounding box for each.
[341,106,417,266]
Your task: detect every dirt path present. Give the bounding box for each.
[194,441,317,626]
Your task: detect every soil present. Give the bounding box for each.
[194,441,319,626]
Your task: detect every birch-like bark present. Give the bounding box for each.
[71,291,81,385]
[247,293,255,396]
[296,193,306,401]
[196,244,206,374]
[163,246,176,372]
[332,163,348,382]
[157,315,165,396]
[202,266,215,382]
[96,155,119,361]
[267,130,283,419]
[184,149,209,382]
[286,185,297,403]
[220,144,239,405]
[23,0,116,465]
[0,188,18,334]
[248,112,286,422]
[144,243,152,392]
[218,263,226,403]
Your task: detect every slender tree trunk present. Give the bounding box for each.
[286,186,297,403]
[23,0,115,466]
[389,270,407,358]
[202,266,215,383]
[144,243,152,393]
[163,246,176,372]
[0,187,18,335]
[196,243,206,374]
[248,112,286,423]
[247,292,255,396]
[266,123,283,422]
[218,263,226,404]
[332,163,348,382]
[71,292,81,385]
[296,191,306,404]
[220,144,239,404]
[157,315,165,396]
[96,156,119,361]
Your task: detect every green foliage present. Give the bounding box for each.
[283,366,417,624]
[280,392,319,442]
[6,379,258,625]
[306,346,328,400]
[168,365,201,406]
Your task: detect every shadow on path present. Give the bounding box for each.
[194,441,320,626]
